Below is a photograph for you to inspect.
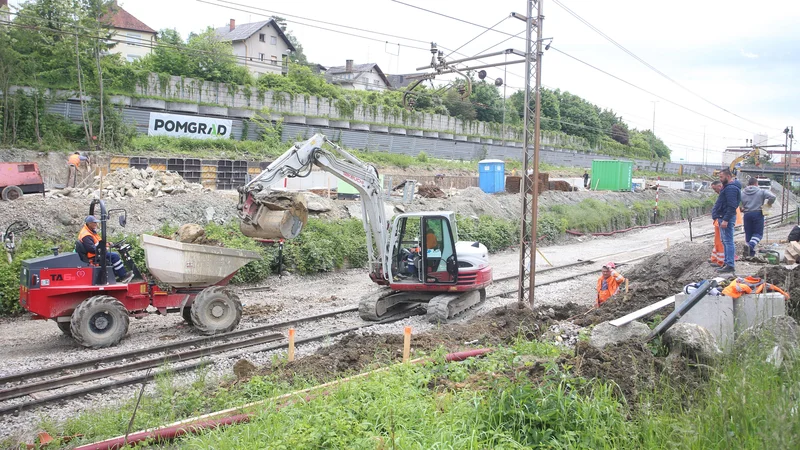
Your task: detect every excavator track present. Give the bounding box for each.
[426,288,486,323]
[358,290,430,321]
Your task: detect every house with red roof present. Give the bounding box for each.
[103,1,156,62]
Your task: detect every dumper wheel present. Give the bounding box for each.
[190,286,242,335]
[56,321,72,336]
[1,186,23,201]
[71,295,130,348]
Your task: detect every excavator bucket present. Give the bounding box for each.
[239,191,308,240]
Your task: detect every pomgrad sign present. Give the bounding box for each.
[148,113,232,140]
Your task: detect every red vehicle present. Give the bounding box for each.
[18,200,259,348]
[0,162,45,200]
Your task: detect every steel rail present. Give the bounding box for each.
[0,307,423,416]
[0,306,359,386]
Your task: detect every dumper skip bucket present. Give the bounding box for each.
[141,234,261,287]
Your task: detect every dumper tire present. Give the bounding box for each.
[56,321,72,336]
[1,186,23,201]
[70,295,130,348]
[190,286,242,335]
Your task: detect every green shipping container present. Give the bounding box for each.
[590,160,633,191]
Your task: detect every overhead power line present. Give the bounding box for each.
[548,46,759,135]
[551,0,774,130]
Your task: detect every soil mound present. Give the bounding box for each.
[577,242,716,326]
[254,305,553,384]
[572,340,706,409]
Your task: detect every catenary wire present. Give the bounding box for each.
[551,0,774,130]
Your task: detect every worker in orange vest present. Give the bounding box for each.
[709,180,724,266]
[67,152,89,188]
[596,262,626,306]
[79,216,132,283]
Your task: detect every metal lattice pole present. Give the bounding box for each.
[517,0,544,308]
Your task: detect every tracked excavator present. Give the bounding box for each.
[237,134,492,322]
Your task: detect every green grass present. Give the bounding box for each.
[17,338,799,449]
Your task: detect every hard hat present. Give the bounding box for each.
[602,262,615,269]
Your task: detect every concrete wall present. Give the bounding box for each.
[41,98,713,174]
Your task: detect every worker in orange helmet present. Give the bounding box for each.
[596,262,626,306]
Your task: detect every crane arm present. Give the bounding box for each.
[237,134,390,282]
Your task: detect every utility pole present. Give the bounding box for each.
[783,127,791,217]
[516,0,544,309]
[650,101,658,169]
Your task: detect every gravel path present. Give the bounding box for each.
[0,216,749,444]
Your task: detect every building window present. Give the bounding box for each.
[374,79,380,85]
[270,36,277,45]
[259,33,265,42]
[271,55,278,65]
[126,32,140,44]
[126,54,140,62]
[259,53,265,61]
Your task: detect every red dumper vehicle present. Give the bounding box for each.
[18,200,260,348]
[0,162,45,200]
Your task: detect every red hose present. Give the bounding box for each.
[74,349,492,449]
[445,348,493,361]
[74,414,252,450]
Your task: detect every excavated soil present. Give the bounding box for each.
[249,304,576,385]
[576,242,723,326]
[571,341,707,410]
[756,265,800,320]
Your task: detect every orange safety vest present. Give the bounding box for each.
[426,232,438,249]
[68,154,82,167]
[721,276,790,300]
[78,224,100,259]
[597,270,625,305]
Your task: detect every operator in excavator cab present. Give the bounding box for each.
[78,216,133,283]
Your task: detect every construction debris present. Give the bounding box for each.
[49,168,204,200]
[175,224,205,243]
[417,184,447,199]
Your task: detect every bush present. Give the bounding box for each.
[456,215,519,252]
[0,234,68,315]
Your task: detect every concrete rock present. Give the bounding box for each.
[589,320,650,349]
[306,194,333,213]
[663,322,722,364]
[735,315,799,366]
[131,179,146,189]
[176,223,205,243]
[205,207,216,223]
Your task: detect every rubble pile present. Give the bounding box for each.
[51,168,205,200]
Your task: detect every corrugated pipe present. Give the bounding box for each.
[74,348,493,450]
[566,219,684,237]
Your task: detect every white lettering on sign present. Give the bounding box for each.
[148,113,232,140]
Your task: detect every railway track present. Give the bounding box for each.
[0,305,421,416]
[0,236,696,415]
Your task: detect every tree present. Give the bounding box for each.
[611,123,629,145]
[557,90,602,145]
[139,28,189,76]
[442,87,476,121]
[270,16,309,66]
[507,87,561,131]
[470,80,503,123]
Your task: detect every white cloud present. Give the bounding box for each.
[740,49,759,59]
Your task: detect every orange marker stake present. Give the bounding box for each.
[288,328,295,362]
[403,326,412,363]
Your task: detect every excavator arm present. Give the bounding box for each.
[237,134,390,282]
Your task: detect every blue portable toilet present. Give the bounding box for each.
[478,159,505,193]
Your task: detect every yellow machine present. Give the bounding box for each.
[713,146,768,177]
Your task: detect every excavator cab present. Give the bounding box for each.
[389,213,458,285]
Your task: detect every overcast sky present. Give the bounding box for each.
[13,0,798,163]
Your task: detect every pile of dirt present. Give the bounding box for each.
[49,168,204,201]
[571,340,707,410]
[577,242,717,326]
[253,304,554,384]
[417,184,447,199]
[756,265,800,320]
